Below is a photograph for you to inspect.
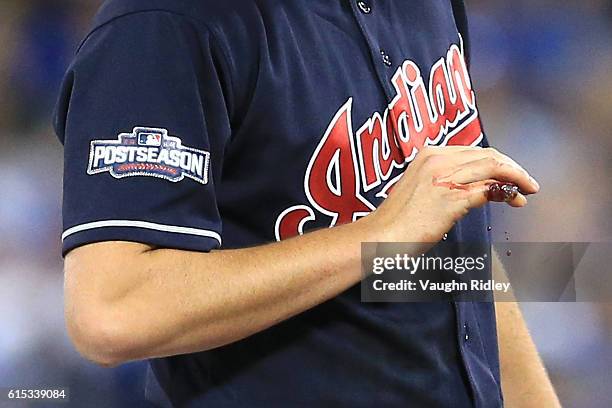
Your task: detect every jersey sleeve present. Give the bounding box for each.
[54,11,233,256]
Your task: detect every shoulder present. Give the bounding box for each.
[81,0,268,67]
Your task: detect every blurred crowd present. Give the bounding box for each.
[0,0,610,407]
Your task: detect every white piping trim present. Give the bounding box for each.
[61,220,222,244]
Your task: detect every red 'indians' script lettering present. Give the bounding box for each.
[275,36,483,241]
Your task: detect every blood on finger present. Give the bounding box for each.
[486,182,519,203]
[432,178,520,203]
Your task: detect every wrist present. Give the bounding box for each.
[353,211,437,257]
[351,211,389,243]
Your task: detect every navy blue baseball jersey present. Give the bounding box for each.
[55,0,502,406]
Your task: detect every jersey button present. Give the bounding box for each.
[463,323,470,342]
[380,49,392,67]
[357,1,372,14]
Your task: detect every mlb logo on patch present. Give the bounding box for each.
[138,131,162,147]
[88,127,210,184]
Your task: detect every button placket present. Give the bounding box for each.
[348,0,397,101]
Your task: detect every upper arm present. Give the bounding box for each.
[63,241,153,365]
[64,242,150,328]
[64,241,151,303]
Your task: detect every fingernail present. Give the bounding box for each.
[530,176,540,190]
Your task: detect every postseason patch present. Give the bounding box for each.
[88,127,210,184]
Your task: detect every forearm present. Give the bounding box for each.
[493,252,560,407]
[65,217,379,364]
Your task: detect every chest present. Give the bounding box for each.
[218,0,483,238]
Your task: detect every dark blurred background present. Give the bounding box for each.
[0,0,610,407]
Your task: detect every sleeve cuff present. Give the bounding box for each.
[61,220,222,256]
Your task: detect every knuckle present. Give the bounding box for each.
[487,156,503,168]
[485,146,504,156]
[484,147,498,155]
[485,147,506,162]
[494,149,516,166]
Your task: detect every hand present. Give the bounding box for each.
[366,146,540,243]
